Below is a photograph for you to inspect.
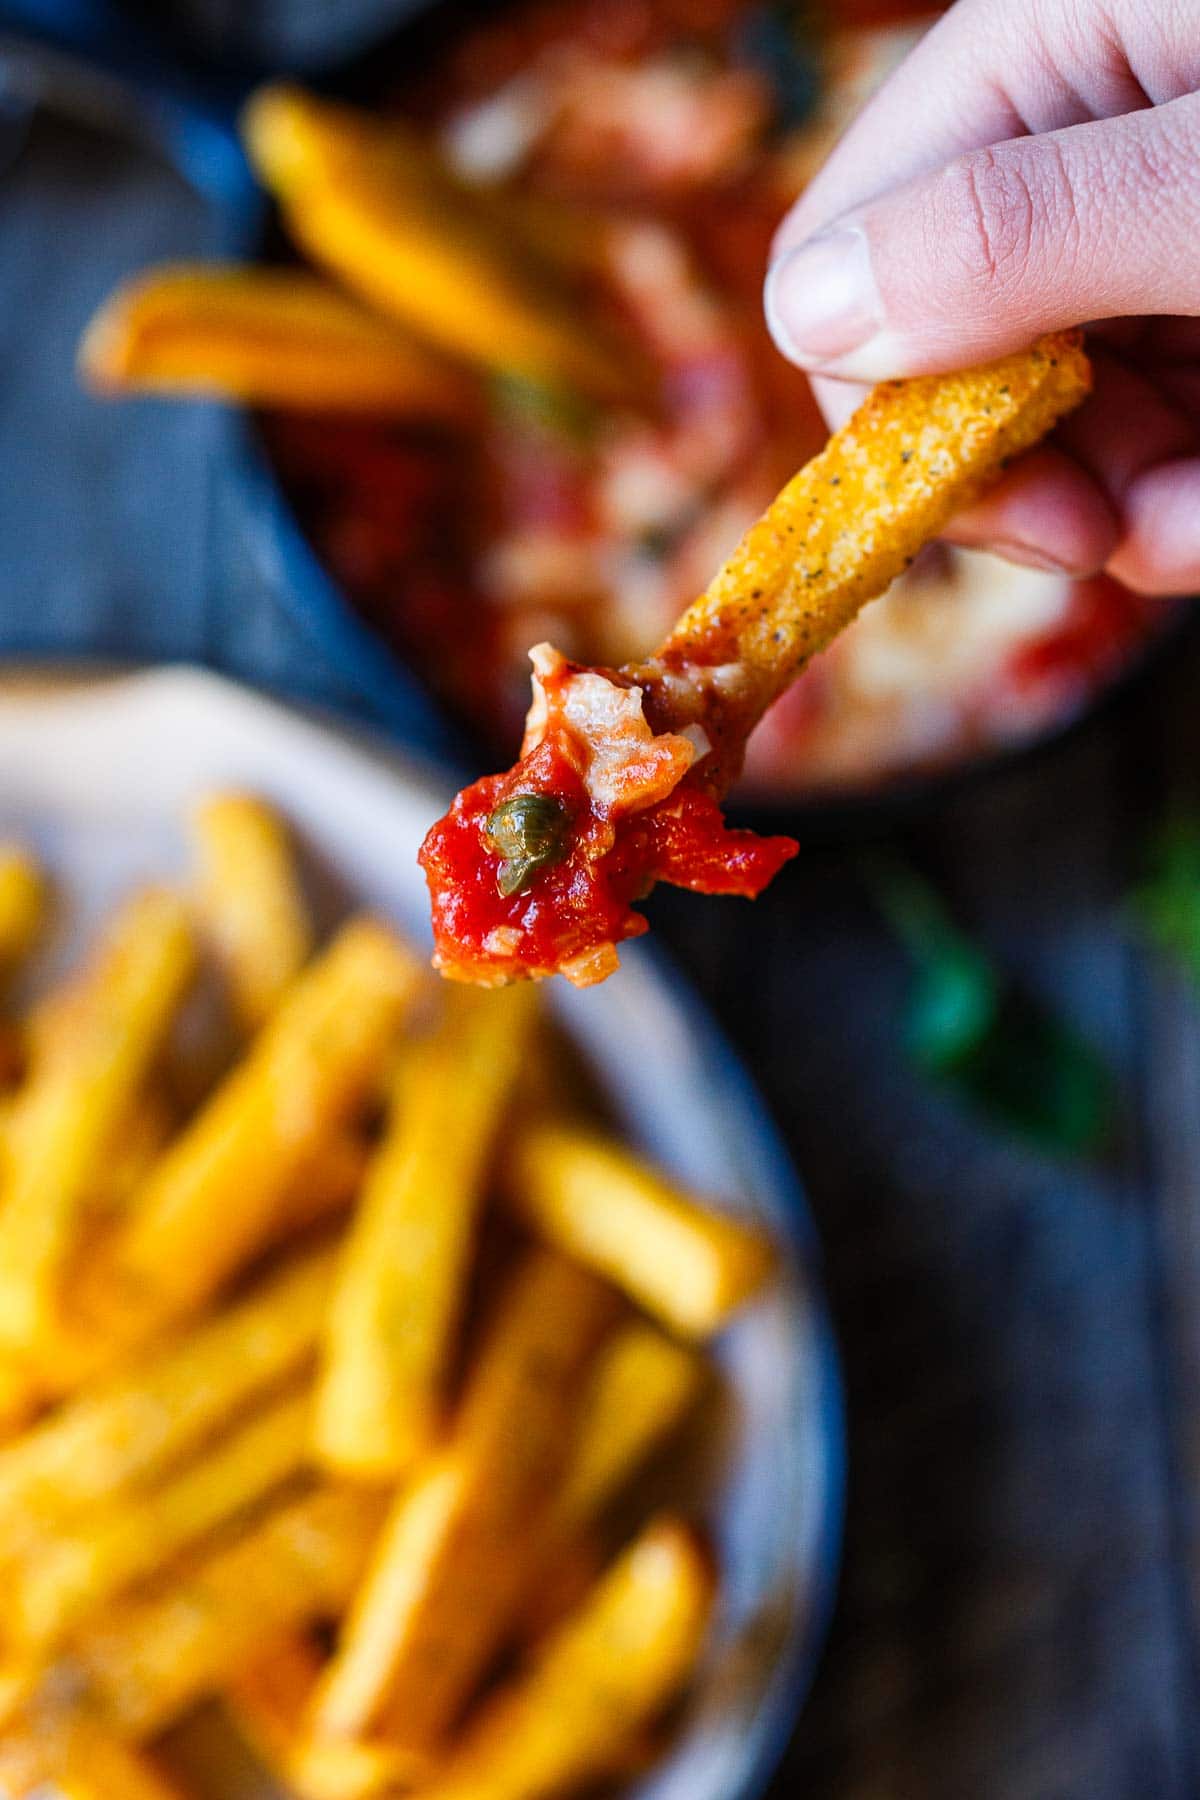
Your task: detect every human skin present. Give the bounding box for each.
[764,0,1200,596]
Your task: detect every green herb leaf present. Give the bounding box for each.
[490,371,598,447]
[862,852,1113,1156]
[485,793,573,897]
[947,989,1113,1157]
[860,853,996,1072]
[1131,811,1200,985]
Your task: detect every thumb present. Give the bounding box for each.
[765,92,1200,381]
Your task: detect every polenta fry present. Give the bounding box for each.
[94,918,418,1329]
[510,1122,772,1337]
[0,1711,50,1796]
[311,1249,617,1749]
[517,1536,606,1649]
[80,1086,175,1227]
[273,1128,370,1240]
[79,265,477,421]
[19,1713,191,1800]
[515,1323,704,1649]
[75,1485,384,1738]
[0,888,196,1347]
[242,85,634,404]
[190,792,314,1033]
[0,846,46,979]
[421,334,1092,987]
[0,1358,40,1443]
[643,331,1094,781]
[414,1517,714,1800]
[239,83,600,278]
[550,1321,704,1535]
[13,1386,313,1649]
[0,1243,335,1526]
[313,984,539,1478]
[227,1633,433,1800]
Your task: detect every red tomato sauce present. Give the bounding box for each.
[419,731,796,985]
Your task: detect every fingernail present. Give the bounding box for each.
[765,226,882,370]
[987,539,1080,575]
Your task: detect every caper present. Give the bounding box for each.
[484,793,573,897]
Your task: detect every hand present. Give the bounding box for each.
[765,0,1200,594]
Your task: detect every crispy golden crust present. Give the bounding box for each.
[639,330,1091,786]
[79,264,476,420]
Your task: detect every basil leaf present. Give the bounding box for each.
[1131,811,1200,985]
[490,371,598,447]
[862,853,1113,1155]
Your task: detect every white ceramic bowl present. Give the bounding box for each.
[0,666,844,1800]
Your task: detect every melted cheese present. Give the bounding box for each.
[523,643,698,817]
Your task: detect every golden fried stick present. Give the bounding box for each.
[74,1485,384,1738]
[189,791,314,1033]
[0,846,46,982]
[413,1517,714,1800]
[12,1386,314,1650]
[79,265,477,421]
[313,985,539,1479]
[510,1121,772,1337]
[640,331,1093,781]
[0,1245,334,1535]
[0,1711,190,1800]
[0,888,196,1347]
[89,918,418,1333]
[226,1632,434,1800]
[310,1250,617,1750]
[420,334,1091,986]
[242,85,634,404]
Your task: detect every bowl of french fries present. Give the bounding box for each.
[0,667,842,1800]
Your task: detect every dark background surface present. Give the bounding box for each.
[4,93,1200,1800]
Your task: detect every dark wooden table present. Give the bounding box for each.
[4,104,1199,1800]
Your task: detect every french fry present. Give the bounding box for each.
[0,1243,335,1529]
[517,1535,606,1649]
[414,1517,714,1800]
[22,1713,191,1800]
[314,985,538,1478]
[13,1386,314,1649]
[0,1711,50,1796]
[0,1358,40,1442]
[421,335,1092,988]
[643,331,1093,782]
[510,1122,773,1337]
[311,1249,617,1749]
[78,1084,176,1230]
[227,1633,433,1800]
[273,1127,370,1239]
[513,1324,703,1648]
[75,1485,384,1738]
[243,85,633,403]
[79,265,476,421]
[94,918,419,1330]
[239,84,601,279]
[0,888,196,1348]
[0,845,46,979]
[190,792,315,1033]
[550,1321,704,1537]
